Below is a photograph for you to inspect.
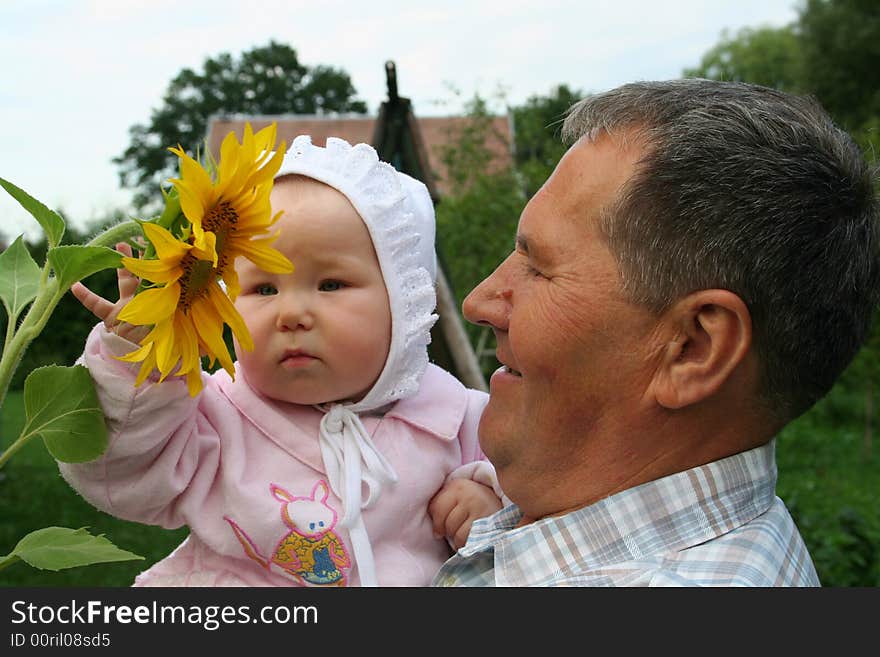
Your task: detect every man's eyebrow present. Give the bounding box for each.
[515,234,529,254]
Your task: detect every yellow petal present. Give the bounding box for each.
[253,122,278,156]
[134,348,157,387]
[152,318,178,378]
[121,256,183,284]
[222,266,241,301]
[190,229,218,267]
[214,130,242,197]
[174,311,201,375]
[174,180,208,232]
[206,282,253,352]
[190,299,235,376]
[185,367,203,397]
[117,282,181,325]
[176,148,214,208]
[142,222,191,261]
[230,237,294,274]
[117,340,153,364]
[225,123,256,195]
[245,144,285,190]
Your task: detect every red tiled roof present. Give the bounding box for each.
[206,114,513,196]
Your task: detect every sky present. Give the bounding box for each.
[0,0,799,243]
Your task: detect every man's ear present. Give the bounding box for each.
[649,290,752,410]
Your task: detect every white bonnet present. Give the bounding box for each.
[273,135,439,411]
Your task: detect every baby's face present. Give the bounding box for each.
[233,176,391,405]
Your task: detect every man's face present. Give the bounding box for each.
[462,133,664,516]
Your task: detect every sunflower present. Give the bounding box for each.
[116,122,294,396]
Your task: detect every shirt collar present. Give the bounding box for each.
[382,363,470,442]
[460,441,779,586]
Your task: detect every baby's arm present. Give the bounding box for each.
[428,478,502,549]
[428,387,506,549]
[62,243,214,527]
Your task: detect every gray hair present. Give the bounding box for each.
[562,79,880,420]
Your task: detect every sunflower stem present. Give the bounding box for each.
[3,313,13,358]
[86,220,143,249]
[0,554,21,573]
[0,278,61,413]
[0,427,36,470]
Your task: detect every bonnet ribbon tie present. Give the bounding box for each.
[317,404,398,587]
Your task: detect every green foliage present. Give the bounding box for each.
[0,236,41,324]
[684,25,804,91]
[0,181,146,578]
[46,245,122,291]
[511,84,585,196]
[0,176,65,247]
[798,0,880,138]
[433,95,526,372]
[0,230,118,391]
[114,40,368,212]
[684,0,880,157]
[0,390,184,585]
[0,527,142,573]
[21,365,108,463]
[777,379,880,586]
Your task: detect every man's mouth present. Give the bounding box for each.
[501,365,522,377]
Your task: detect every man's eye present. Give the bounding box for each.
[319,280,344,292]
[256,284,277,296]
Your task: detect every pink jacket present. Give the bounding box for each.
[59,325,492,587]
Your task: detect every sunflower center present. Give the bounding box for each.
[179,254,215,312]
[202,199,239,281]
[203,200,238,234]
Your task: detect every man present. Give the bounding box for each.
[432,79,879,586]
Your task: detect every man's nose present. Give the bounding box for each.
[462,257,512,330]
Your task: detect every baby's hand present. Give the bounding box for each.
[428,478,503,550]
[70,242,148,344]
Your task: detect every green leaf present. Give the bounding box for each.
[47,245,122,290]
[0,235,41,322]
[1,527,143,571]
[22,364,109,463]
[0,176,65,247]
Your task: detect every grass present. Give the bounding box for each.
[1,379,878,586]
[0,390,188,586]
[775,384,880,586]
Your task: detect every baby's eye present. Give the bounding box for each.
[319,280,345,292]
[256,283,278,296]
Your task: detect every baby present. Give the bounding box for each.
[64,136,503,586]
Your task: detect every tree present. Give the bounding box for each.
[684,0,880,155]
[684,25,805,92]
[114,41,367,212]
[511,84,583,196]
[798,0,880,146]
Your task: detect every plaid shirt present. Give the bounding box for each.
[432,440,819,586]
